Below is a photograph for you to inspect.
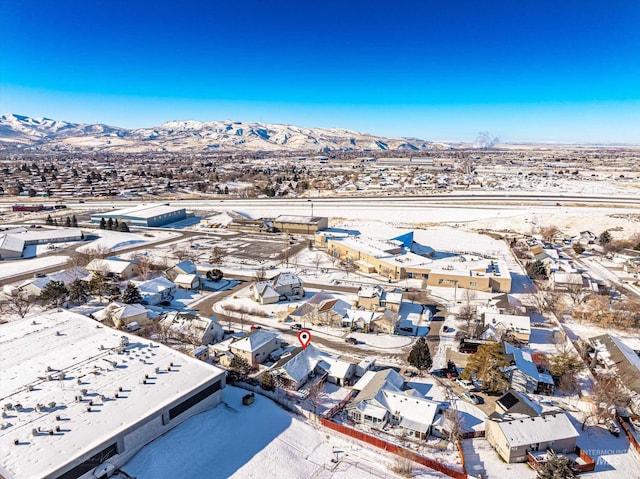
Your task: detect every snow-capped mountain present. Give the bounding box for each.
[0,114,435,153]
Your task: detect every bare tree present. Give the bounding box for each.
[131,252,155,280]
[565,283,590,306]
[208,246,224,266]
[312,253,323,277]
[308,381,323,417]
[585,374,631,428]
[254,266,267,282]
[444,407,463,444]
[0,293,35,319]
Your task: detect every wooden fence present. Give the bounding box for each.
[320,418,467,479]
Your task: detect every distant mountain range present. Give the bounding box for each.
[0,114,446,153]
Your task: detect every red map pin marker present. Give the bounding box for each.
[298,330,312,350]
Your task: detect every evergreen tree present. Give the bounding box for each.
[53,218,59,226]
[599,230,612,246]
[121,283,143,304]
[536,451,576,479]
[99,217,107,230]
[67,279,89,304]
[65,216,71,227]
[460,343,509,393]
[46,215,53,226]
[261,371,275,391]
[71,215,78,227]
[113,218,119,230]
[118,221,130,232]
[407,337,432,373]
[39,280,69,308]
[527,259,548,280]
[106,218,114,230]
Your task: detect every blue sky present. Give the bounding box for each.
[1,0,639,143]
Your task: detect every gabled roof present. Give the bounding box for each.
[272,272,302,288]
[495,413,579,447]
[504,343,554,385]
[174,273,199,285]
[231,330,278,353]
[253,281,280,299]
[496,390,541,417]
[168,260,197,275]
[484,313,531,336]
[86,258,133,275]
[590,334,640,393]
[137,276,176,294]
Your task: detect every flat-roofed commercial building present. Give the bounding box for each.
[273,215,328,234]
[0,311,225,479]
[90,203,186,227]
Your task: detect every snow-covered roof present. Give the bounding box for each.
[252,281,280,299]
[9,227,82,243]
[86,258,133,275]
[0,311,224,479]
[274,215,324,224]
[484,313,530,336]
[94,302,148,322]
[231,330,278,353]
[169,260,197,275]
[174,273,199,285]
[346,308,382,325]
[272,272,302,288]
[272,344,353,384]
[0,233,25,253]
[495,413,579,447]
[161,312,213,337]
[505,343,553,385]
[95,203,183,219]
[137,276,176,294]
[590,334,640,393]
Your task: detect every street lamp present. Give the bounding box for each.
[307,199,314,217]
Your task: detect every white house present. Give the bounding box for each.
[347,368,440,439]
[165,260,198,281]
[173,273,201,290]
[271,344,356,390]
[137,277,177,305]
[93,302,150,327]
[483,312,531,344]
[485,413,579,463]
[161,312,223,345]
[251,272,304,304]
[229,330,281,367]
[86,258,136,280]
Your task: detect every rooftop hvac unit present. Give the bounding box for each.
[48,402,56,408]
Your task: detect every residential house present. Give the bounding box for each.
[504,343,555,395]
[161,311,223,345]
[491,390,542,420]
[357,285,403,313]
[165,260,198,281]
[137,277,177,305]
[485,413,579,463]
[18,276,52,297]
[588,334,640,415]
[270,344,356,390]
[229,329,281,367]
[251,272,304,304]
[173,273,201,290]
[347,369,440,439]
[190,345,210,361]
[483,312,531,344]
[86,258,136,280]
[94,302,150,327]
[344,308,397,334]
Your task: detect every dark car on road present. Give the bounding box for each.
[290,323,302,330]
[345,337,358,345]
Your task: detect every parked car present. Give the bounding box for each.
[345,337,357,345]
[455,378,476,391]
[290,323,302,330]
[250,325,262,331]
[460,391,480,404]
[605,418,620,437]
[33,272,47,278]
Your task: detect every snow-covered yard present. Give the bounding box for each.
[77,229,179,253]
[123,385,449,479]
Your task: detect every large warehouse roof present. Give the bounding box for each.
[92,203,183,219]
[0,311,224,479]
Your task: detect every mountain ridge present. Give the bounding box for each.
[0,113,441,153]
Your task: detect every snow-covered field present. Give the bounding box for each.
[123,385,448,479]
[77,229,180,253]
